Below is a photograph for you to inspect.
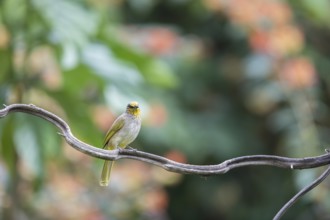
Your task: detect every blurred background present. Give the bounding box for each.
[0,0,330,219]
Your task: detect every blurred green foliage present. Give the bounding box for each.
[1,0,330,220]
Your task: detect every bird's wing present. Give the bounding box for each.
[103,115,125,149]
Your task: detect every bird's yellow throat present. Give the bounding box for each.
[126,101,141,117]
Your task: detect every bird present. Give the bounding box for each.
[99,101,142,186]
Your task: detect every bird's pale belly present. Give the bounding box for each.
[109,119,141,148]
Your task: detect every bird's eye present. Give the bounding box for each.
[127,102,139,108]
[128,104,137,108]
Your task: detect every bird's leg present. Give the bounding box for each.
[126,146,137,152]
[117,147,124,153]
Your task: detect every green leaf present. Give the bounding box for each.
[82,43,143,88]
[0,116,17,175]
[100,34,178,88]
[14,115,43,177]
[32,0,99,46]
[61,61,106,99]
[45,89,102,146]
[300,0,330,26]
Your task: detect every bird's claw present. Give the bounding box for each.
[127,146,137,152]
[57,132,65,137]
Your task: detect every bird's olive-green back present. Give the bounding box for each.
[103,115,125,149]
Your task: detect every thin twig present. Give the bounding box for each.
[1,104,330,176]
[273,165,330,220]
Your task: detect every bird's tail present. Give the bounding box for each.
[100,160,114,186]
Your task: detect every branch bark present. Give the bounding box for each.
[273,165,330,220]
[1,104,330,174]
[1,103,330,219]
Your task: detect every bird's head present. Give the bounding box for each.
[126,101,141,117]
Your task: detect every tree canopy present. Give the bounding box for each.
[1,0,330,219]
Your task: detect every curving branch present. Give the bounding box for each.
[273,165,330,220]
[1,104,330,174]
[1,103,330,219]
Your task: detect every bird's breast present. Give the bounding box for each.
[109,116,141,148]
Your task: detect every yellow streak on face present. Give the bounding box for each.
[126,101,141,116]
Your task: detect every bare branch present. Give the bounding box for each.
[1,104,330,176]
[273,165,330,220]
[2,103,330,219]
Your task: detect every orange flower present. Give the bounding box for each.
[92,105,116,132]
[227,0,262,27]
[146,104,168,127]
[250,25,304,56]
[249,30,270,52]
[0,25,10,48]
[165,150,187,163]
[145,28,178,56]
[268,25,304,57]
[279,57,317,89]
[260,1,292,26]
[142,188,168,213]
[203,0,224,11]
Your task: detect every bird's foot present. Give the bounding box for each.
[127,146,137,152]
